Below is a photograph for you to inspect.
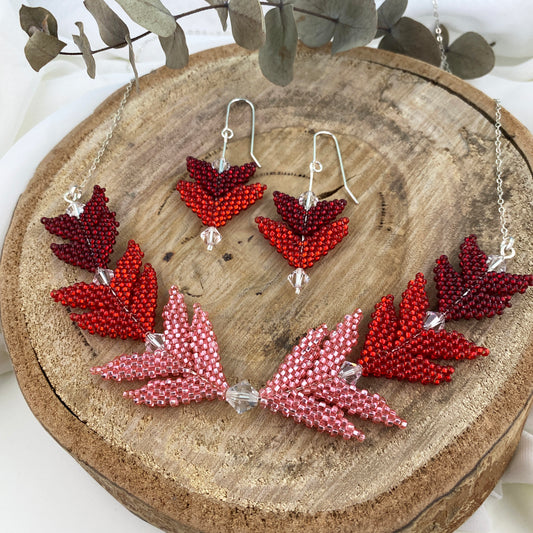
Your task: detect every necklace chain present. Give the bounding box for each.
[432,0,451,72]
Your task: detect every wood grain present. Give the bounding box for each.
[1,44,532,533]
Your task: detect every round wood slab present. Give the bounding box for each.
[1,45,532,533]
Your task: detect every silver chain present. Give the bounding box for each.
[72,79,134,197]
[432,0,451,72]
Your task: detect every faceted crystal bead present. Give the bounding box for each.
[145,332,165,352]
[93,267,114,286]
[288,268,310,294]
[298,190,319,210]
[338,361,363,384]
[200,226,222,251]
[212,158,230,172]
[225,380,259,414]
[423,311,446,331]
[66,202,85,217]
[487,254,507,273]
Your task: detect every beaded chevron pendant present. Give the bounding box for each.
[176,156,266,250]
[434,234,533,320]
[51,240,158,340]
[92,287,406,440]
[358,273,489,385]
[256,190,349,293]
[41,185,119,273]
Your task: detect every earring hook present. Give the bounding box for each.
[308,131,359,206]
[219,98,261,172]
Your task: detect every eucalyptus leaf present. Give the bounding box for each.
[447,32,495,79]
[159,23,189,69]
[24,31,66,71]
[115,0,176,38]
[125,35,140,90]
[229,0,265,50]
[84,0,129,48]
[376,0,407,38]
[20,5,58,37]
[294,0,377,55]
[259,3,298,86]
[73,21,96,78]
[204,0,228,31]
[378,17,440,66]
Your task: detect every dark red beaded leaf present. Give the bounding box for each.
[91,286,229,407]
[255,216,349,269]
[359,273,489,385]
[51,240,157,341]
[176,156,267,227]
[41,185,119,272]
[259,311,406,440]
[273,191,347,236]
[434,234,533,320]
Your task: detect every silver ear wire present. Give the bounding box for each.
[308,131,359,207]
[218,98,261,172]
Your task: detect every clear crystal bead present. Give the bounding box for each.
[298,190,319,210]
[66,201,85,217]
[200,226,222,251]
[93,267,114,286]
[145,333,165,352]
[487,254,507,273]
[212,158,230,172]
[225,380,259,414]
[287,268,310,294]
[338,361,363,384]
[423,311,446,331]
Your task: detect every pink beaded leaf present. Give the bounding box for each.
[51,240,157,341]
[91,286,229,407]
[176,156,266,227]
[259,311,407,441]
[255,191,349,269]
[359,273,489,385]
[434,234,533,320]
[41,185,119,272]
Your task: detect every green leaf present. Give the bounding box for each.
[378,17,440,66]
[73,21,96,78]
[294,0,377,54]
[84,0,130,48]
[447,32,495,79]
[24,31,66,72]
[115,0,176,38]
[159,23,189,69]
[376,0,407,38]
[19,5,58,38]
[229,0,265,50]
[259,4,298,86]
[204,0,228,31]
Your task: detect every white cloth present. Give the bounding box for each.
[0,1,532,531]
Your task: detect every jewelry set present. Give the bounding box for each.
[41,91,532,441]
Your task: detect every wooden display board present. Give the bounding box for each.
[1,45,532,533]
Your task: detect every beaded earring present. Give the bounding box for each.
[176,98,267,251]
[255,131,358,294]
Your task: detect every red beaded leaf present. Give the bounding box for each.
[176,157,266,227]
[272,191,347,236]
[41,185,119,272]
[177,181,266,227]
[259,311,407,440]
[185,156,258,197]
[51,240,157,340]
[92,286,229,407]
[359,273,489,385]
[434,234,533,320]
[255,217,349,269]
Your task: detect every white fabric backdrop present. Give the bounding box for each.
[0,1,532,531]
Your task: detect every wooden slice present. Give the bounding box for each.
[1,45,532,533]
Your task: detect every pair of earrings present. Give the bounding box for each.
[175,98,359,294]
